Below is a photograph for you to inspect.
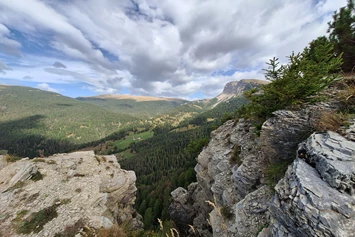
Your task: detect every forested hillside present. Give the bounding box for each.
[77,95,187,119]
[0,86,139,157]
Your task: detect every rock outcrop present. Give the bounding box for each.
[170,119,272,236]
[215,79,268,106]
[0,151,142,237]
[265,131,355,237]
[170,101,355,236]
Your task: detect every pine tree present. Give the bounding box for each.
[239,37,342,120]
[328,0,355,72]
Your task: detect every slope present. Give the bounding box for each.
[0,85,139,157]
[77,94,188,118]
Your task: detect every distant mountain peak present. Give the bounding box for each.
[215,79,267,105]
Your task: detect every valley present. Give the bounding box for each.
[0,80,257,232]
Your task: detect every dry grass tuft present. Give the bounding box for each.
[5,154,21,163]
[314,111,348,132]
[96,224,127,237]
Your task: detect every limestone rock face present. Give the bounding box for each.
[216,79,268,104]
[265,131,355,237]
[170,100,355,237]
[0,151,142,237]
[170,119,271,236]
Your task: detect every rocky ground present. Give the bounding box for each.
[0,151,142,237]
[170,102,355,236]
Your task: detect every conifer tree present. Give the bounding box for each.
[328,0,355,72]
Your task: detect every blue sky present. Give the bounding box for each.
[0,0,347,100]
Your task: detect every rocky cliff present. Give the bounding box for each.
[170,101,355,236]
[215,79,267,104]
[0,151,142,237]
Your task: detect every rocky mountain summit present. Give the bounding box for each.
[0,151,142,237]
[170,100,355,236]
[215,79,267,104]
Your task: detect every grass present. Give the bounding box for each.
[313,111,349,132]
[264,160,291,187]
[14,203,59,234]
[77,97,187,119]
[54,219,85,237]
[30,171,43,181]
[229,145,242,166]
[7,181,26,192]
[114,131,154,150]
[5,154,21,163]
[220,206,234,220]
[0,149,8,155]
[96,224,128,237]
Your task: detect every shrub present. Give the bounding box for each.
[5,154,21,163]
[238,37,342,122]
[220,206,234,220]
[229,145,242,166]
[30,171,43,181]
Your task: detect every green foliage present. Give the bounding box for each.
[220,112,234,124]
[328,0,355,72]
[0,86,140,157]
[15,204,59,234]
[238,37,342,121]
[185,137,210,154]
[120,126,213,229]
[30,171,43,181]
[0,150,8,155]
[264,160,292,187]
[54,219,85,237]
[229,145,242,165]
[77,97,187,119]
[220,206,234,220]
[5,154,20,163]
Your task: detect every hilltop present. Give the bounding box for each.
[0,86,138,157]
[77,94,187,119]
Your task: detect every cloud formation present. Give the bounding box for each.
[53,61,67,69]
[0,0,348,98]
[0,61,12,74]
[37,83,58,93]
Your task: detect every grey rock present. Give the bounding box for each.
[4,162,38,192]
[269,158,355,237]
[299,131,355,195]
[0,151,142,237]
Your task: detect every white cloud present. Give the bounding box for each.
[0,23,21,56]
[0,60,12,74]
[37,83,58,93]
[0,0,348,98]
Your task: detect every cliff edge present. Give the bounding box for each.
[170,100,355,236]
[0,151,142,237]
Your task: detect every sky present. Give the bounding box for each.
[0,0,348,100]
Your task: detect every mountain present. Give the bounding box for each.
[77,94,188,119]
[169,89,355,236]
[215,79,268,106]
[0,85,138,157]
